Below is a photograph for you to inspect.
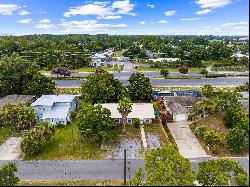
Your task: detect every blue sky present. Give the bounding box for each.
[0,0,249,35]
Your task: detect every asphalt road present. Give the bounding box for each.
[54,76,249,88]
[0,157,248,180]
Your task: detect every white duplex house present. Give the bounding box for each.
[100,103,155,124]
[31,94,79,125]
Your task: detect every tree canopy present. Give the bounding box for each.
[0,163,20,186]
[127,72,152,101]
[76,103,115,142]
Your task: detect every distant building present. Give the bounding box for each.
[100,103,155,124]
[31,95,79,125]
[232,52,249,59]
[149,58,180,63]
[90,53,107,67]
[151,91,176,99]
[0,95,36,108]
[146,50,154,58]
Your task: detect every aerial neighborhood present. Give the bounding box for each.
[0,0,249,185]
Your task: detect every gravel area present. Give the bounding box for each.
[146,134,161,149]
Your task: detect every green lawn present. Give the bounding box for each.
[136,66,202,72]
[24,123,104,160]
[0,126,11,145]
[18,180,123,186]
[144,122,170,145]
[154,75,204,79]
[112,50,123,57]
[54,88,80,94]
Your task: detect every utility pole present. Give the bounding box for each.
[124,149,127,186]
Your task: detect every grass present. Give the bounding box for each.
[189,114,249,157]
[154,75,203,79]
[163,124,178,148]
[54,88,80,94]
[112,50,123,57]
[152,86,237,91]
[136,66,202,72]
[52,76,87,80]
[73,66,121,72]
[0,126,11,145]
[144,122,170,145]
[24,123,104,160]
[18,180,123,186]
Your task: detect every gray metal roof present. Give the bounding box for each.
[167,102,189,114]
[164,95,203,107]
[0,95,36,108]
[31,95,78,106]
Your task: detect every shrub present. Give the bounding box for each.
[197,158,249,186]
[226,128,249,153]
[203,130,221,146]
[133,118,140,128]
[206,74,226,78]
[21,121,56,156]
[194,126,208,137]
[160,68,169,77]
[211,145,219,154]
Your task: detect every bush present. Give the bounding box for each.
[203,130,221,146]
[206,74,227,78]
[211,145,219,154]
[194,126,208,137]
[133,118,140,128]
[160,68,169,77]
[197,158,249,186]
[226,128,248,153]
[21,121,56,156]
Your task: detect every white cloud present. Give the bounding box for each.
[221,21,248,27]
[0,4,19,15]
[157,20,168,24]
[180,17,206,21]
[59,20,127,33]
[17,18,32,24]
[196,9,212,15]
[195,0,232,9]
[164,10,176,16]
[18,10,30,15]
[147,4,155,8]
[140,21,146,24]
[64,0,135,19]
[35,24,56,29]
[39,19,50,23]
[198,21,249,35]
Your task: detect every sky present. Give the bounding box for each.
[0,0,249,36]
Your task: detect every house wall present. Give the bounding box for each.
[173,113,188,122]
[34,105,52,121]
[113,118,153,124]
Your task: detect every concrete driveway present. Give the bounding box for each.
[167,122,208,158]
[0,137,23,160]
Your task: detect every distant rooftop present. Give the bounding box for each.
[0,95,36,108]
[31,94,78,106]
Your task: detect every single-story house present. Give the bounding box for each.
[31,94,80,125]
[149,58,180,63]
[0,95,36,108]
[164,96,203,122]
[100,103,155,124]
[166,102,189,122]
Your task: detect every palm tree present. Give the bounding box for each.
[117,97,132,133]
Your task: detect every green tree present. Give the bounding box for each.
[201,84,214,98]
[0,103,35,130]
[197,158,249,186]
[199,68,208,77]
[223,103,248,129]
[0,54,55,97]
[226,127,249,153]
[76,103,115,142]
[160,68,169,77]
[127,73,152,101]
[130,145,195,186]
[117,97,132,132]
[0,163,20,186]
[21,121,56,156]
[80,71,122,104]
[22,73,55,96]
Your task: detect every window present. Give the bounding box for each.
[127,119,132,124]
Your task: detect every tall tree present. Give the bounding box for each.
[117,97,132,132]
[127,73,152,101]
[76,103,115,142]
[80,71,123,104]
[130,145,195,186]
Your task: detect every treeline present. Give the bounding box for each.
[0,34,248,69]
